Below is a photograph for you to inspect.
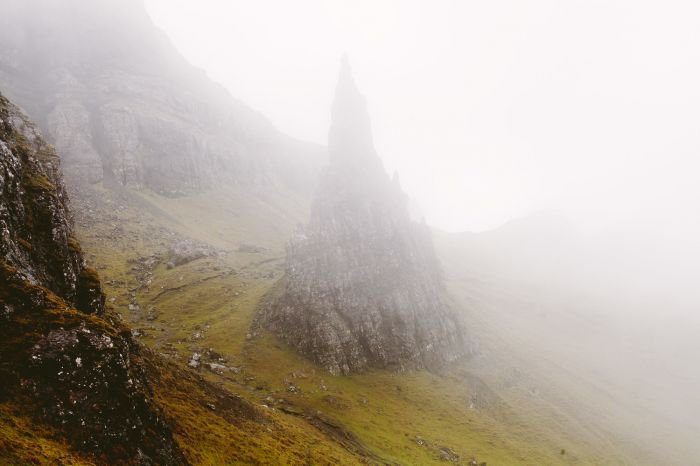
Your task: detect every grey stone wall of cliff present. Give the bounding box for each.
[0,92,185,465]
[261,58,467,375]
[0,0,324,196]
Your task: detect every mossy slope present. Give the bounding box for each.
[64,180,634,465]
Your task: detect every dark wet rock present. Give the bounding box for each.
[75,265,106,315]
[205,348,225,361]
[260,59,467,375]
[0,94,185,465]
[0,258,186,466]
[0,95,103,314]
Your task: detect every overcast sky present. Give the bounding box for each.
[144,0,700,233]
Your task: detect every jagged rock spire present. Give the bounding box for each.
[328,55,377,167]
[260,57,468,375]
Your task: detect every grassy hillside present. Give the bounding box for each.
[0,403,92,466]
[56,182,636,465]
[435,229,700,466]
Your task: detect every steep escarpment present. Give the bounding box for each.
[0,94,103,314]
[260,59,467,375]
[0,93,185,464]
[0,0,323,195]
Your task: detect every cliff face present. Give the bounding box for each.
[0,93,185,464]
[0,94,103,313]
[261,59,467,375]
[0,0,323,196]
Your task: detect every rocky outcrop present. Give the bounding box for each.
[0,93,185,464]
[0,0,323,195]
[167,239,219,268]
[260,58,467,375]
[0,93,102,313]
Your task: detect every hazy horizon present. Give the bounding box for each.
[146,0,700,236]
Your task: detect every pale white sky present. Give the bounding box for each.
[145,0,700,233]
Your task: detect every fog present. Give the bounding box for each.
[145,0,700,347]
[144,2,700,461]
[146,0,700,231]
[1,0,699,463]
[145,0,700,298]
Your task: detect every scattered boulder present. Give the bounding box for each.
[168,239,216,267]
[188,352,201,368]
[439,447,460,462]
[208,363,228,374]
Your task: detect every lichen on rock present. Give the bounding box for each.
[0,93,102,314]
[0,93,185,464]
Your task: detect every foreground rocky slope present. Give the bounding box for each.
[0,93,185,464]
[0,92,390,466]
[260,59,467,375]
[0,0,323,195]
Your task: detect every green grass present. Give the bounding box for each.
[0,404,92,466]
[240,331,611,465]
[63,183,632,465]
[147,357,364,465]
[23,173,56,193]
